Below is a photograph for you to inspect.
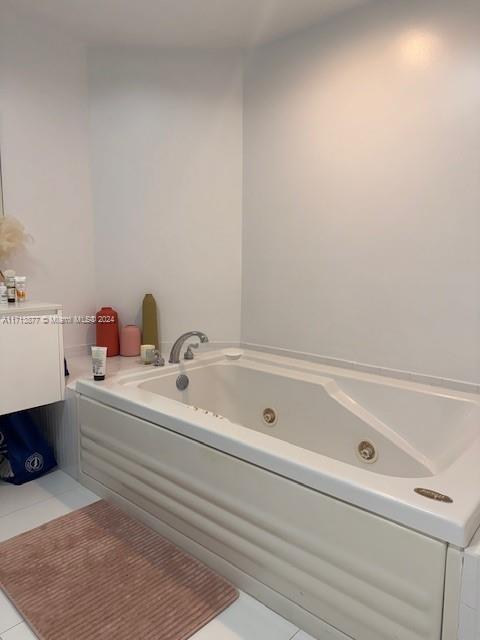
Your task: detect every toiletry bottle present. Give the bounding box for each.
[4,270,16,303]
[0,281,7,304]
[14,276,26,302]
[91,346,107,381]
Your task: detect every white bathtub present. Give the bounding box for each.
[77,348,480,547]
[76,348,480,640]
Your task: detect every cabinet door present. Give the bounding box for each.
[0,315,64,415]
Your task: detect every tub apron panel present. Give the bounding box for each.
[79,396,446,640]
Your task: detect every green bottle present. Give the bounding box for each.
[142,293,159,349]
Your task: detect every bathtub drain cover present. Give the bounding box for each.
[176,374,189,391]
[262,408,277,426]
[357,440,378,464]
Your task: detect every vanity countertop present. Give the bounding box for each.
[65,353,147,389]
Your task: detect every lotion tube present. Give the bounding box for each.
[91,346,107,381]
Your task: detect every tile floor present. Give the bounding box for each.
[0,470,316,640]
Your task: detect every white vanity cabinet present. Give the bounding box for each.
[0,303,65,415]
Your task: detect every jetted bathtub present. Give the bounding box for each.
[76,349,480,640]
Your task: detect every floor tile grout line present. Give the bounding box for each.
[0,589,24,632]
[0,485,84,521]
[0,619,26,636]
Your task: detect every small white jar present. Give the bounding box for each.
[15,276,27,301]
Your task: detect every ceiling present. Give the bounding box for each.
[9,0,369,49]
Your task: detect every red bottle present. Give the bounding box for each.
[96,306,120,357]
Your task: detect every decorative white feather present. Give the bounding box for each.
[0,215,30,261]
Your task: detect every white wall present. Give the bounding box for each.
[242,0,480,383]
[0,2,97,349]
[2,0,479,382]
[88,48,243,346]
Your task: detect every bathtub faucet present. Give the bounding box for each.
[169,331,209,364]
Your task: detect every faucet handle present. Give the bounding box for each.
[184,343,199,360]
[153,350,165,367]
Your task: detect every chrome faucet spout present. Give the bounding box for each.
[169,331,209,364]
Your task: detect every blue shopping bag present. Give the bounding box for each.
[0,411,56,485]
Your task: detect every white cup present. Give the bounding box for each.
[141,344,156,364]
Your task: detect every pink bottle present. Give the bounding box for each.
[120,325,141,357]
